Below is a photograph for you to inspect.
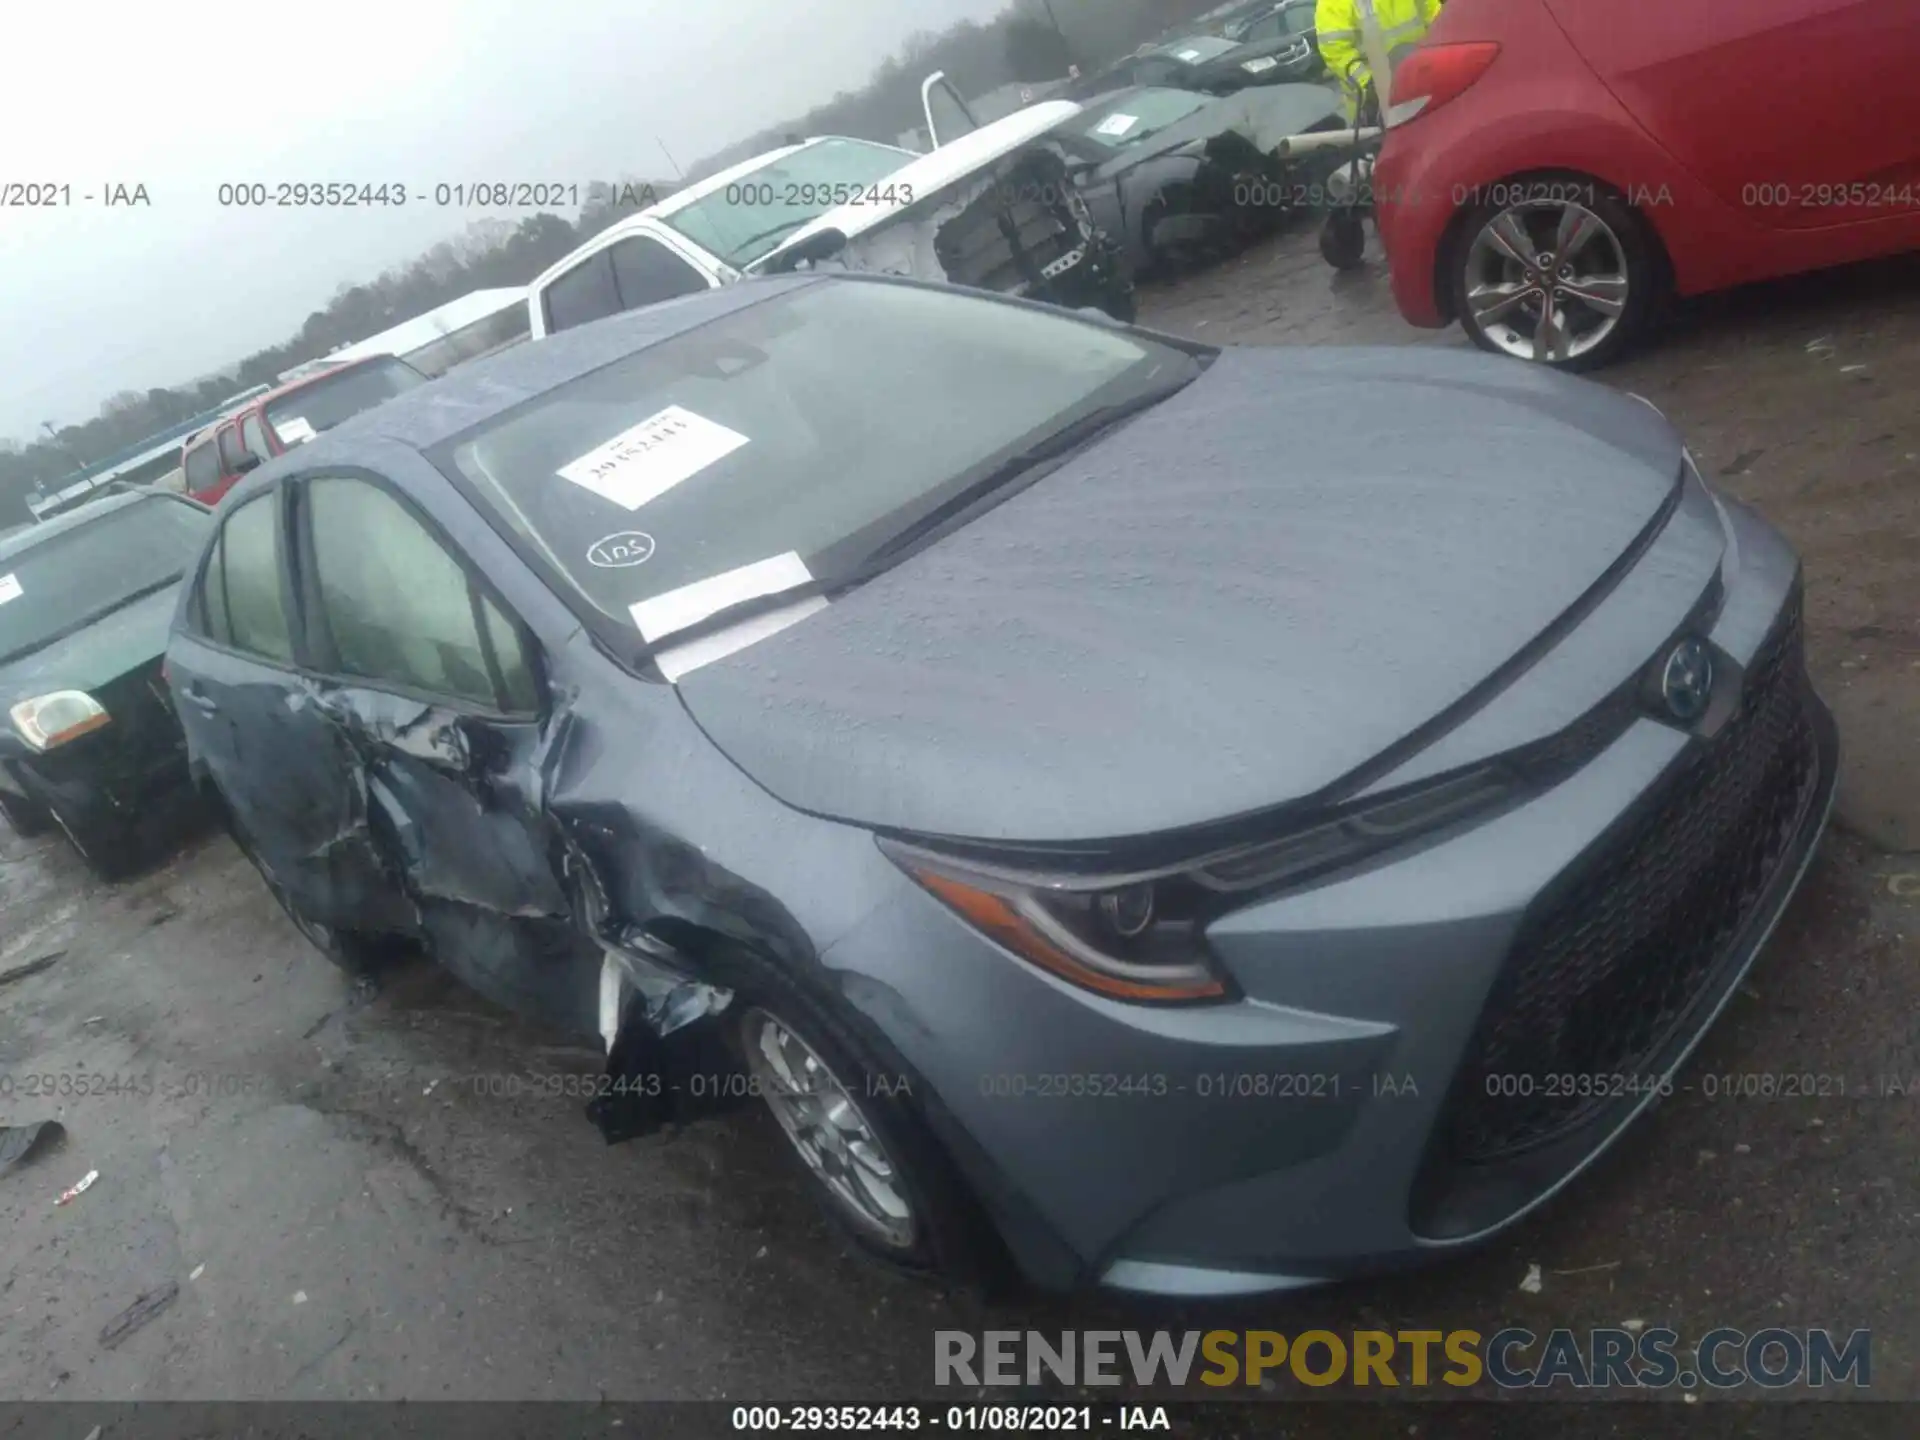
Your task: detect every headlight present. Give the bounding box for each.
[9,690,110,751]
[877,766,1515,1006]
[877,838,1230,1003]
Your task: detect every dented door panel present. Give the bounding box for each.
[314,679,599,1035]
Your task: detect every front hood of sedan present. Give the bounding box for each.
[675,346,1691,844]
[0,585,177,712]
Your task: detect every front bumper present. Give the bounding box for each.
[8,705,193,825]
[824,497,1836,1295]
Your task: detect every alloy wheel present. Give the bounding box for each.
[1464,200,1629,363]
[739,1006,916,1251]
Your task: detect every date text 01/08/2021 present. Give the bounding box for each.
[730,1404,1171,1431]
[210,182,664,209]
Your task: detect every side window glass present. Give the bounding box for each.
[609,236,711,311]
[241,413,273,461]
[541,251,622,335]
[481,592,539,713]
[216,424,249,473]
[306,476,532,711]
[196,531,233,646]
[183,440,221,493]
[218,494,295,663]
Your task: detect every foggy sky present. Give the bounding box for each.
[0,0,1011,440]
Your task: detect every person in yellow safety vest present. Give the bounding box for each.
[1314,0,1443,122]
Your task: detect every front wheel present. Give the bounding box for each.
[1449,176,1665,371]
[1320,208,1367,269]
[725,971,1002,1285]
[214,785,400,976]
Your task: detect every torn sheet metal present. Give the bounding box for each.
[777,145,1131,316]
[366,767,565,919]
[587,978,746,1142]
[815,169,999,283]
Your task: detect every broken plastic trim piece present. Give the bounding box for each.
[585,939,741,1144]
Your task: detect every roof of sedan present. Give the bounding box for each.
[236,275,824,477]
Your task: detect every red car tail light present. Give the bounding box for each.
[1388,42,1502,126]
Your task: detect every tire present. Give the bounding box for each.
[1448,173,1666,372]
[257,867,403,977]
[723,962,1002,1286]
[0,785,52,839]
[1320,208,1367,269]
[214,784,400,977]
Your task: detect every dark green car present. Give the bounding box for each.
[0,490,212,877]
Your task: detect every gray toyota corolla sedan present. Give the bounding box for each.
[163,274,1836,1296]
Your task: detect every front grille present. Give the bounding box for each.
[1436,588,1818,1165]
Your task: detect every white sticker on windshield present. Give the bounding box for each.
[1242,55,1279,72]
[558,404,749,512]
[630,551,827,683]
[0,573,19,605]
[276,416,317,445]
[1176,48,1202,60]
[1094,112,1141,137]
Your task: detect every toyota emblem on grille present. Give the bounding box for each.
[1660,637,1715,722]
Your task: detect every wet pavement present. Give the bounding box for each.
[2,222,1918,1429]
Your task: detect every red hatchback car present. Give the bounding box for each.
[1372,0,1920,369]
[180,355,427,506]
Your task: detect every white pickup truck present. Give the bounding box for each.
[526,78,1134,338]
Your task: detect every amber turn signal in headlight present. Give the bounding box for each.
[9,690,110,752]
[878,840,1231,1004]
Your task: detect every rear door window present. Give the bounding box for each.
[541,250,623,335]
[241,413,273,461]
[216,423,249,476]
[183,438,222,493]
[204,493,294,663]
[609,236,711,310]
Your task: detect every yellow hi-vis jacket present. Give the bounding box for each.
[1315,0,1442,119]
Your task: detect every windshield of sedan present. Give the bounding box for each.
[1078,89,1213,148]
[660,140,915,268]
[444,281,1203,645]
[265,357,426,445]
[1161,36,1238,63]
[0,497,209,664]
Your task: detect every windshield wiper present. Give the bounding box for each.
[626,377,1194,672]
[721,219,815,263]
[861,380,1194,570]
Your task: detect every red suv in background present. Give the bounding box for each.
[180,355,428,505]
[1371,0,1920,369]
